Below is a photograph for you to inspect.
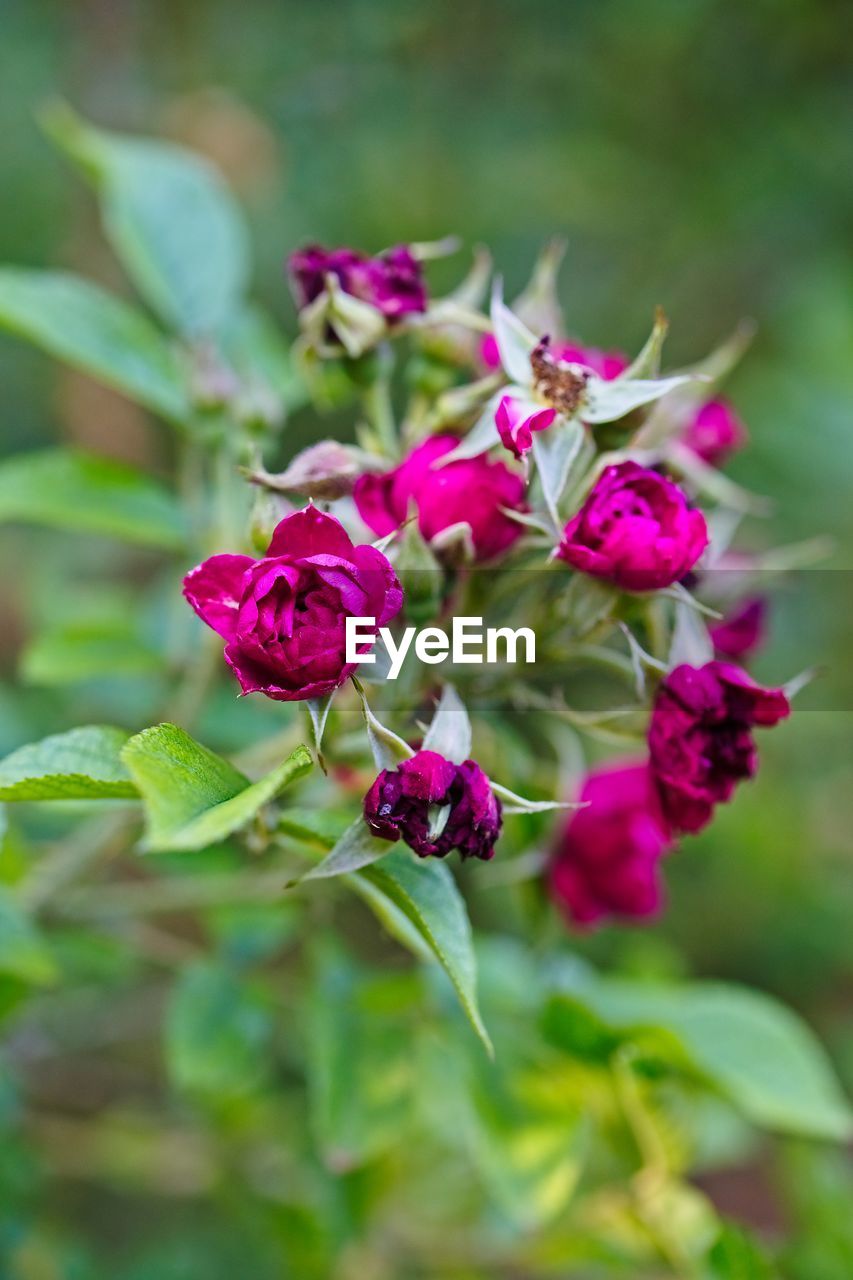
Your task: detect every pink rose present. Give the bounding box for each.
[648,661,790,834]
[556,342,629,381]
[683,398,747,467]
[710,596,768,662]
[183,506,402,701]
[364,749,502,860]
[288,243,427,320]
[354,435,527,562]
[495,394,556,459]
[549,762,673,928]
[556,461,708,591]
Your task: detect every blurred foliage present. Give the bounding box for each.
[0,0,852,1276]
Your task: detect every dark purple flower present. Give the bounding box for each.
[683,398,747,468]
[288,243,427,321]
[549,762,673,929]
[556,461,708,592]
[354,434,527,562]
[710,597,768,662]
[648,661,790,834]
[363,749,502,860]
[183,506,402,701]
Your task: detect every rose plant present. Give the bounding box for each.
[0,114,848,1278]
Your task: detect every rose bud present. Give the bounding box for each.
[683,397,747,468]
[354,435,527,563]
[495,393,556,460]
[556,461,708,592]
[549,762,673,929]
[288,243,427,322]
[183,505,402,701]
[556,342,629,381]
[648,661,790,834]
[710,596,768,662]
[363,749,502,860]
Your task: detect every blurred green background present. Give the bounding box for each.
[1,0,851,1273]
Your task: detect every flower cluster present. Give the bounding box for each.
[182,235,801,931]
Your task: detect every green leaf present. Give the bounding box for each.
[20,618,162,686]
[546,978,853,1142]
[165,960,272,1100]
[121,723,312,851]
[0,269,189,423]
[45,104,249,337]
[0,726,137,800]
[295,817,393,884]
[276,807,352,849]
[353,849,492,1055]
[421,683,472,764]
[0,892,58,985]
[531,419,585,529]
[0,449,188,549]
[308,949,415,1170]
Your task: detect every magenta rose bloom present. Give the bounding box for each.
[648,661,790,834]
[288,243,427,320]
[556,461,708,591]
[710,596,768,662]
[556,342,629,381]
[549,762,673,928]
[183,506,402,701]
[354,435,527,562]
[683,398,747,468]
[364,749,502,860]
[495,394,556,460]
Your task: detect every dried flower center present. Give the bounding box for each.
[530,337,590,415]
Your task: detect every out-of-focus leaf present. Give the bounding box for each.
[223,304,306,411]
[707,1223,778,1279]
[353,848,492,1055]
[308,948,414,1170]
[531,418,585,527]
[276,807,352,849]
[165,960,272,1100]
[0,449,188,548]
[421,683,471,763]
[546,977,853,1142]
[20,618,162,686]
[0,726,137,800]
[45,104,249,337]
[0,269,189,423]
[294,818,393,884]
[121,723,312,851]
[0,892,57,984]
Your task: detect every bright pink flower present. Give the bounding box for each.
[364,750,502,860]
[683,398,747,467]
[549,762,673,928]
[556,342,629,381]
[479,332,502,371]
[495,394,557,459]
[556,461,708,591]
[183,506,402,701]
[710,597,768,662]
[648,661,790,834]
[288,243,427,320]
[354,435,527,562]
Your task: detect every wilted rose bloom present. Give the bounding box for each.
[710,596,768,662]
[648,661,790,834]
[683,398,747,467]
[556,342,629,381]
[495,393,556,459]
[364,749,502,860]
[183,506,402,701]
[549,762,673,928]
[354,435,527,562]
[556,461,708,591]
[288,243,427,320]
